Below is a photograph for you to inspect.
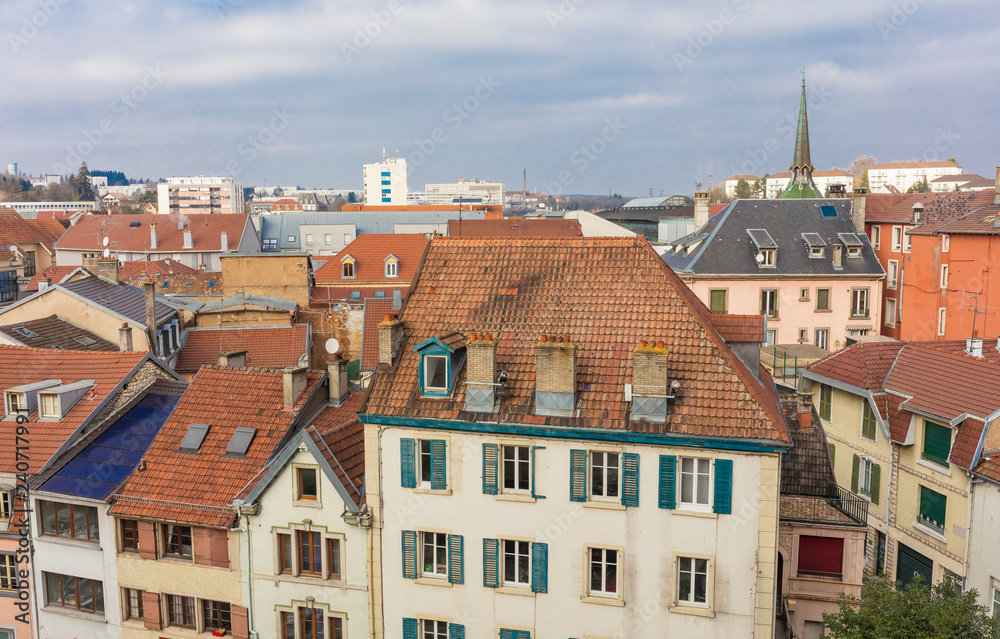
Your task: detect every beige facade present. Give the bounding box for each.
[156,177,245,215]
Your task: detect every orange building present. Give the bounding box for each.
[861,177,1000,341]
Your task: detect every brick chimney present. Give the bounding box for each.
[535,334,576,417]
[631,341,670,423]
[852,188,868,233]
[149,222,158,250]
[693,190,710,230]
[378,314,404,367]
[82,253,99,270]
[327,355,349,407]
[282,366,308,407]
[217,350,247,368]
[829,184,846,198]
[96,257,119,283]
[465,333,498,413]
[832,243,843,269]
[183,226,194,249]
[221,230,229,253]
[119,323,133,352]
[143,279,157,346]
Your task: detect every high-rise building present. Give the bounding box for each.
[156,176,245,215]
[363,150,408,205]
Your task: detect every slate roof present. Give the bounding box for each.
[447,218,582,238]
[706,313,765,343]
[361,298,395,371]
[0,345,149,473]
[0,315,119,351]
[313,234,428,284]
[362,237,790,444]
[176,325,310,372]
[0,208,67,261]
[109,366,324,527]
[664,199,884,277]
[56,213,251,252]
[59,276,178,330]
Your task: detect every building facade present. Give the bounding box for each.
[156,177,245,215]
[363,152,408,205]
[867,161,963,193]
[424,179,504,206]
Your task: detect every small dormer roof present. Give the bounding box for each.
[747,228,777,249]
[412,332,467,354]
[801,233,826,247]
[340,254,355,263]
[384,254,398,263]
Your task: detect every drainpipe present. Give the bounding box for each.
[233,501,257,639]
[965,471,979,587]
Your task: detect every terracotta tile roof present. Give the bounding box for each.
[886,345,1000,422]
[925,339,1000,363]
[0,314,119,351]
[310,285,407,307]
[447,218,583,238]
[0,345,148,472]
[306,392,365,506]
[863,194,912,218]
[110,366,323,527]
[313,234,429,284]
[864,190,995,230]
[950,417,984,469]
[56,213,250,252]
[122,272,223,297]
[779,494,857,525]
[176,325,310,372]
[931,201,1000,235]
[707,313,765,343]
[886,394,912,443]
[804,341,904,395]
[0,208,66,260]
[814,169,853,177]
[362,237,790,443]
[361,298,394,371]
[869,161,961,170]
[117,260,197,280]
[26,265,85,291]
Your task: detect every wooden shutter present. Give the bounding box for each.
[193,527,212,566]
[403,618,418,639]
[713,459,732,514]
[499,629,515,639]
[870,463,881,505]
[531,542,548,593]
[797,535,844,578]
[530,446,545,499]
[569,449,587,502]
[400,438,416,488]
[447,534,464,584]
[431,439,447,490]
[138,520,157,559]
[141,591,161,630]
[851,454,860,493]
[231,605,250,639]
[483,538,499,588]
[621,453,639,507]
[710,289,726,312]
[919,486,946,530]
[923,422,952,466]
[209,528,230,568]
[402,530,418,579]
[658,455,676,509]
[828,443,835,466]
[482,444,498,495]
[449,624,465,639]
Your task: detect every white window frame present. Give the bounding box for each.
[587,547,619,597]
[799,287,810,301]
[420,531,448,579]
[891,226,902,252]
[851,288,869,318]
[942,234,950,253]
[678,457,712,511]
[501,445,530,493]
[938,307,947,336]
[589,451,620,500]
[760,249,775,267]
[676,555,710,608]
[385,261,398,278]
[4,392,25,416]
[940,264,949,289]
[422,354,449,393]
[903,225,914,253]
[422,619,448,639]
[816,328,829,350]
[871,225,881,250]
[887,260,898,289]
[765,330,776,347]
[417,439,434,488]
[39,393,59,418]
[885,298,897,328]
[761,289,778,318]
[859,457,874,497]
[501,539,530,587]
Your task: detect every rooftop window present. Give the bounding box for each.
[179,423,210,452]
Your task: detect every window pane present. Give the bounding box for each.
[42,502,56,535]
[56,503,71,536]
[46,573,61,605]
[590,548,602,591]
[299,468,318,499]
[328,539,341,578]
[425,355,448,389]
[63,575,76,608]
[87,507,99,541]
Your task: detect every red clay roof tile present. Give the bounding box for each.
[176,325,309,372]
[56,213,250,253]
[313,234,428,284]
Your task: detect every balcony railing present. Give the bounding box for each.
[827,481,868,524]
[781,482,868,527]
[850,307,870,319]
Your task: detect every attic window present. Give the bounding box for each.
[820,205,838,217]
[423,355,448,392]
[802,233,826,258]
[226,427,256,456]
[208,280,216,287]
[349,291,361,301]
[13,327,39,339]
[263,238,278,251]
[384,255,399,278]
[839,233,864,258]
[747,229,777,268]
[179,423,210,452]
[374,291,385,298]
[341,256,356,279]
[413,335,466,397]
[73,336,98,347]
[4,392,26,416]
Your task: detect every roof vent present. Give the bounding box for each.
[179,423,210,452]
[226,427,256,456]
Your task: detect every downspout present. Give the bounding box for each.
[965,472,979,587]
[233,503,256,639]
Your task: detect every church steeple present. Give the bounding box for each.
[780,73,823,198]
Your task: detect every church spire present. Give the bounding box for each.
[780,72,822,198]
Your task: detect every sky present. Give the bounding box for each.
[3,0,999,197]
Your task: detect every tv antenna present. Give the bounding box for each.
[963,290,997,339]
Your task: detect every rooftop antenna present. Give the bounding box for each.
[963,290,997,340]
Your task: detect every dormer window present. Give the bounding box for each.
[4,379,62,418]
[341,256,356,279]
[413,333,467,397]
[838,233,864,258]
[747,229,777,268]
[760,249,775,266]
[4,392,25,416]
[39,393,58,418]
[384,255,399,278]
[802,233,826,259]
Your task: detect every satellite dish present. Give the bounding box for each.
[102,236,109,247]
[755,252,765,263]
[103,248,110,258]
[325,338,340,354]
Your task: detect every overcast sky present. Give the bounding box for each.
[3,0,998,197]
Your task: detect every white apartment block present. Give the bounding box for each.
[0,201,97,216]
[156,176,245,215]
[724,174,760,198]
[867,161,962,193]
[424,178,504,206]
[363,152,408,205]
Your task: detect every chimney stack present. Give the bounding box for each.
[829,184,846,198]
[534,334,576,417]
[38,276,51,292]
[217,350,247,368]
[693,191,710,231]
[177,215,185,230]
[967,337,984,359]
[143,279,157,347]
[183,226,194,249]
[630,340,670,423]
[465,333,498,413]
[119,323,133,352]
[378,314,404,367]
[796,393,813,430]
[221,230,229,253]
[327,355,349,406]
[912,202,924,224]
[96,257,119,283]
[149,223,158,250]
[283,367,308,407]
[852,188,868,233]
[82,253,99,270]
[832,243,843,269]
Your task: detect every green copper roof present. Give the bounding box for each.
[780,75,822,199]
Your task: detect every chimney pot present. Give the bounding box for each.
[638,340,648,348]
[656,341,665,349]
[327,359,349,406]
[150,222,158,250]
[470,333,478,342]
[485,333,493,342]
[540,335,548,343]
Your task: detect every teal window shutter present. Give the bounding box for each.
[499,630,515,639]
[431,439,447,490]
[530,446,546,499]
[400,438,416,488]
[482,444,498,495]
[713,459,733,514]
[622,452,639,507]
[449,624,465,639]
[483,538,499,587]
[403,618,418,639]
[922,421,952,466]
[658,455,676,509]
[531,542,548,593]
[569,449,588,502]
[448,534,464,584]
[401,530,417,579]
